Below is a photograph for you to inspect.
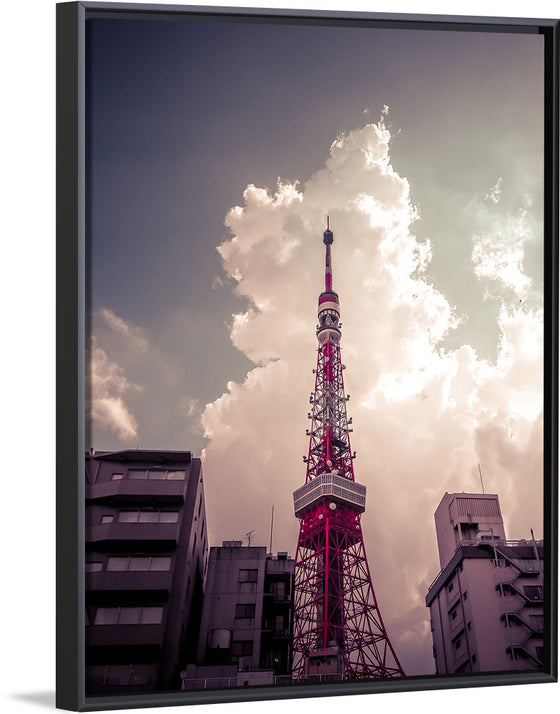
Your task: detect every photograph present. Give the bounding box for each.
[78,2,555,705]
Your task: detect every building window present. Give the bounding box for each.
[235,603,256,619]
[454,638,461,650]
[471,654,477,664]
[270,581,286,600]
[450,608,458,621]
[159,512,179,523]
[85,562,103,572]
[117,511,139,523]
[467,621,471,631]
[111,473,124,480]
[138,512,159,523]
[529,614,544,632]
[94,607,119,625]
[106,556,172,572]
[523,585,544,601]
[239,569,258,583]
[166,470,186,480]
[94,605,164,625]
[128,469,186,481]
[463,590,468,600]
[101,515,114,524]
[274,614,285,634]
[448,582,454,593]
[116,510,179,524]
[232,640,253,656]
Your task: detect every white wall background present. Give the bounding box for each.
[0,1,557,712]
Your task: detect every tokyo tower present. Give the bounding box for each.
[292,222,405,680]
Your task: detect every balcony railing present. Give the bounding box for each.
[181,673,343,691]
[87,478,186,504]
[86,569,173,592]
[87,522,179,545]
[86,622,165,647]
[427,538,543,594]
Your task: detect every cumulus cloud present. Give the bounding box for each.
[483,177,503,204]
[201,116,543,675]
[472,207,534,298]
[471,182,537,300]
[87,337,140,441]
[100,307,149,352]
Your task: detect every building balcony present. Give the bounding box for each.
[263,592,292,603]
[86,570,173,593]
[505,640,544,667]
[86,479,186,505]
[86,623,165,648]
[270,629,292,639]
[87,522,179,546]
[497,582,544,605]
[501,611,544,634]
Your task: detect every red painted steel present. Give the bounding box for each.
[292,226,405,680]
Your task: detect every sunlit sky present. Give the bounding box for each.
[86,13,544,675]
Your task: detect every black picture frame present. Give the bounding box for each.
[57,2,559,711]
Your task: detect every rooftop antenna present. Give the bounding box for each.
[478,463,485,494]
[244,529,255,547]
[530,528,540,562]
[269,506,274,554]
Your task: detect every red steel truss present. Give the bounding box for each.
[292,223,404,680]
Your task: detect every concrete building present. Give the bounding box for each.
[181,542,294,690]
[426,492,544,675]
[85,449,208,694]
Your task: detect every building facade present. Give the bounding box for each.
[85,449,208,694]
[181,542,294,689]
[426,492,544,675]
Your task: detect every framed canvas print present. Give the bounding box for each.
[56,2,559,711]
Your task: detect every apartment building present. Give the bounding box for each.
[426,492,544,674]
[85,449,208,693]
[181,542,294,689]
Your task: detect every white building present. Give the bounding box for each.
[426,493,544,675]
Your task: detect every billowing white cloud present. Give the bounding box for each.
[88,337,140,441]
[201,117,543,676]
[472,192,536,299]
[100,307,149,352]
[483,177,503,204]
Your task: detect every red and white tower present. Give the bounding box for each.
[292,223,405,680]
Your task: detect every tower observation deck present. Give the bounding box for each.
[291,223,405,680]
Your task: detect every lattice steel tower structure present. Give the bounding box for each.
[292,223,405,680]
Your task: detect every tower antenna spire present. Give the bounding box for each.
[292,224,404,680]
[323,217,334,292]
